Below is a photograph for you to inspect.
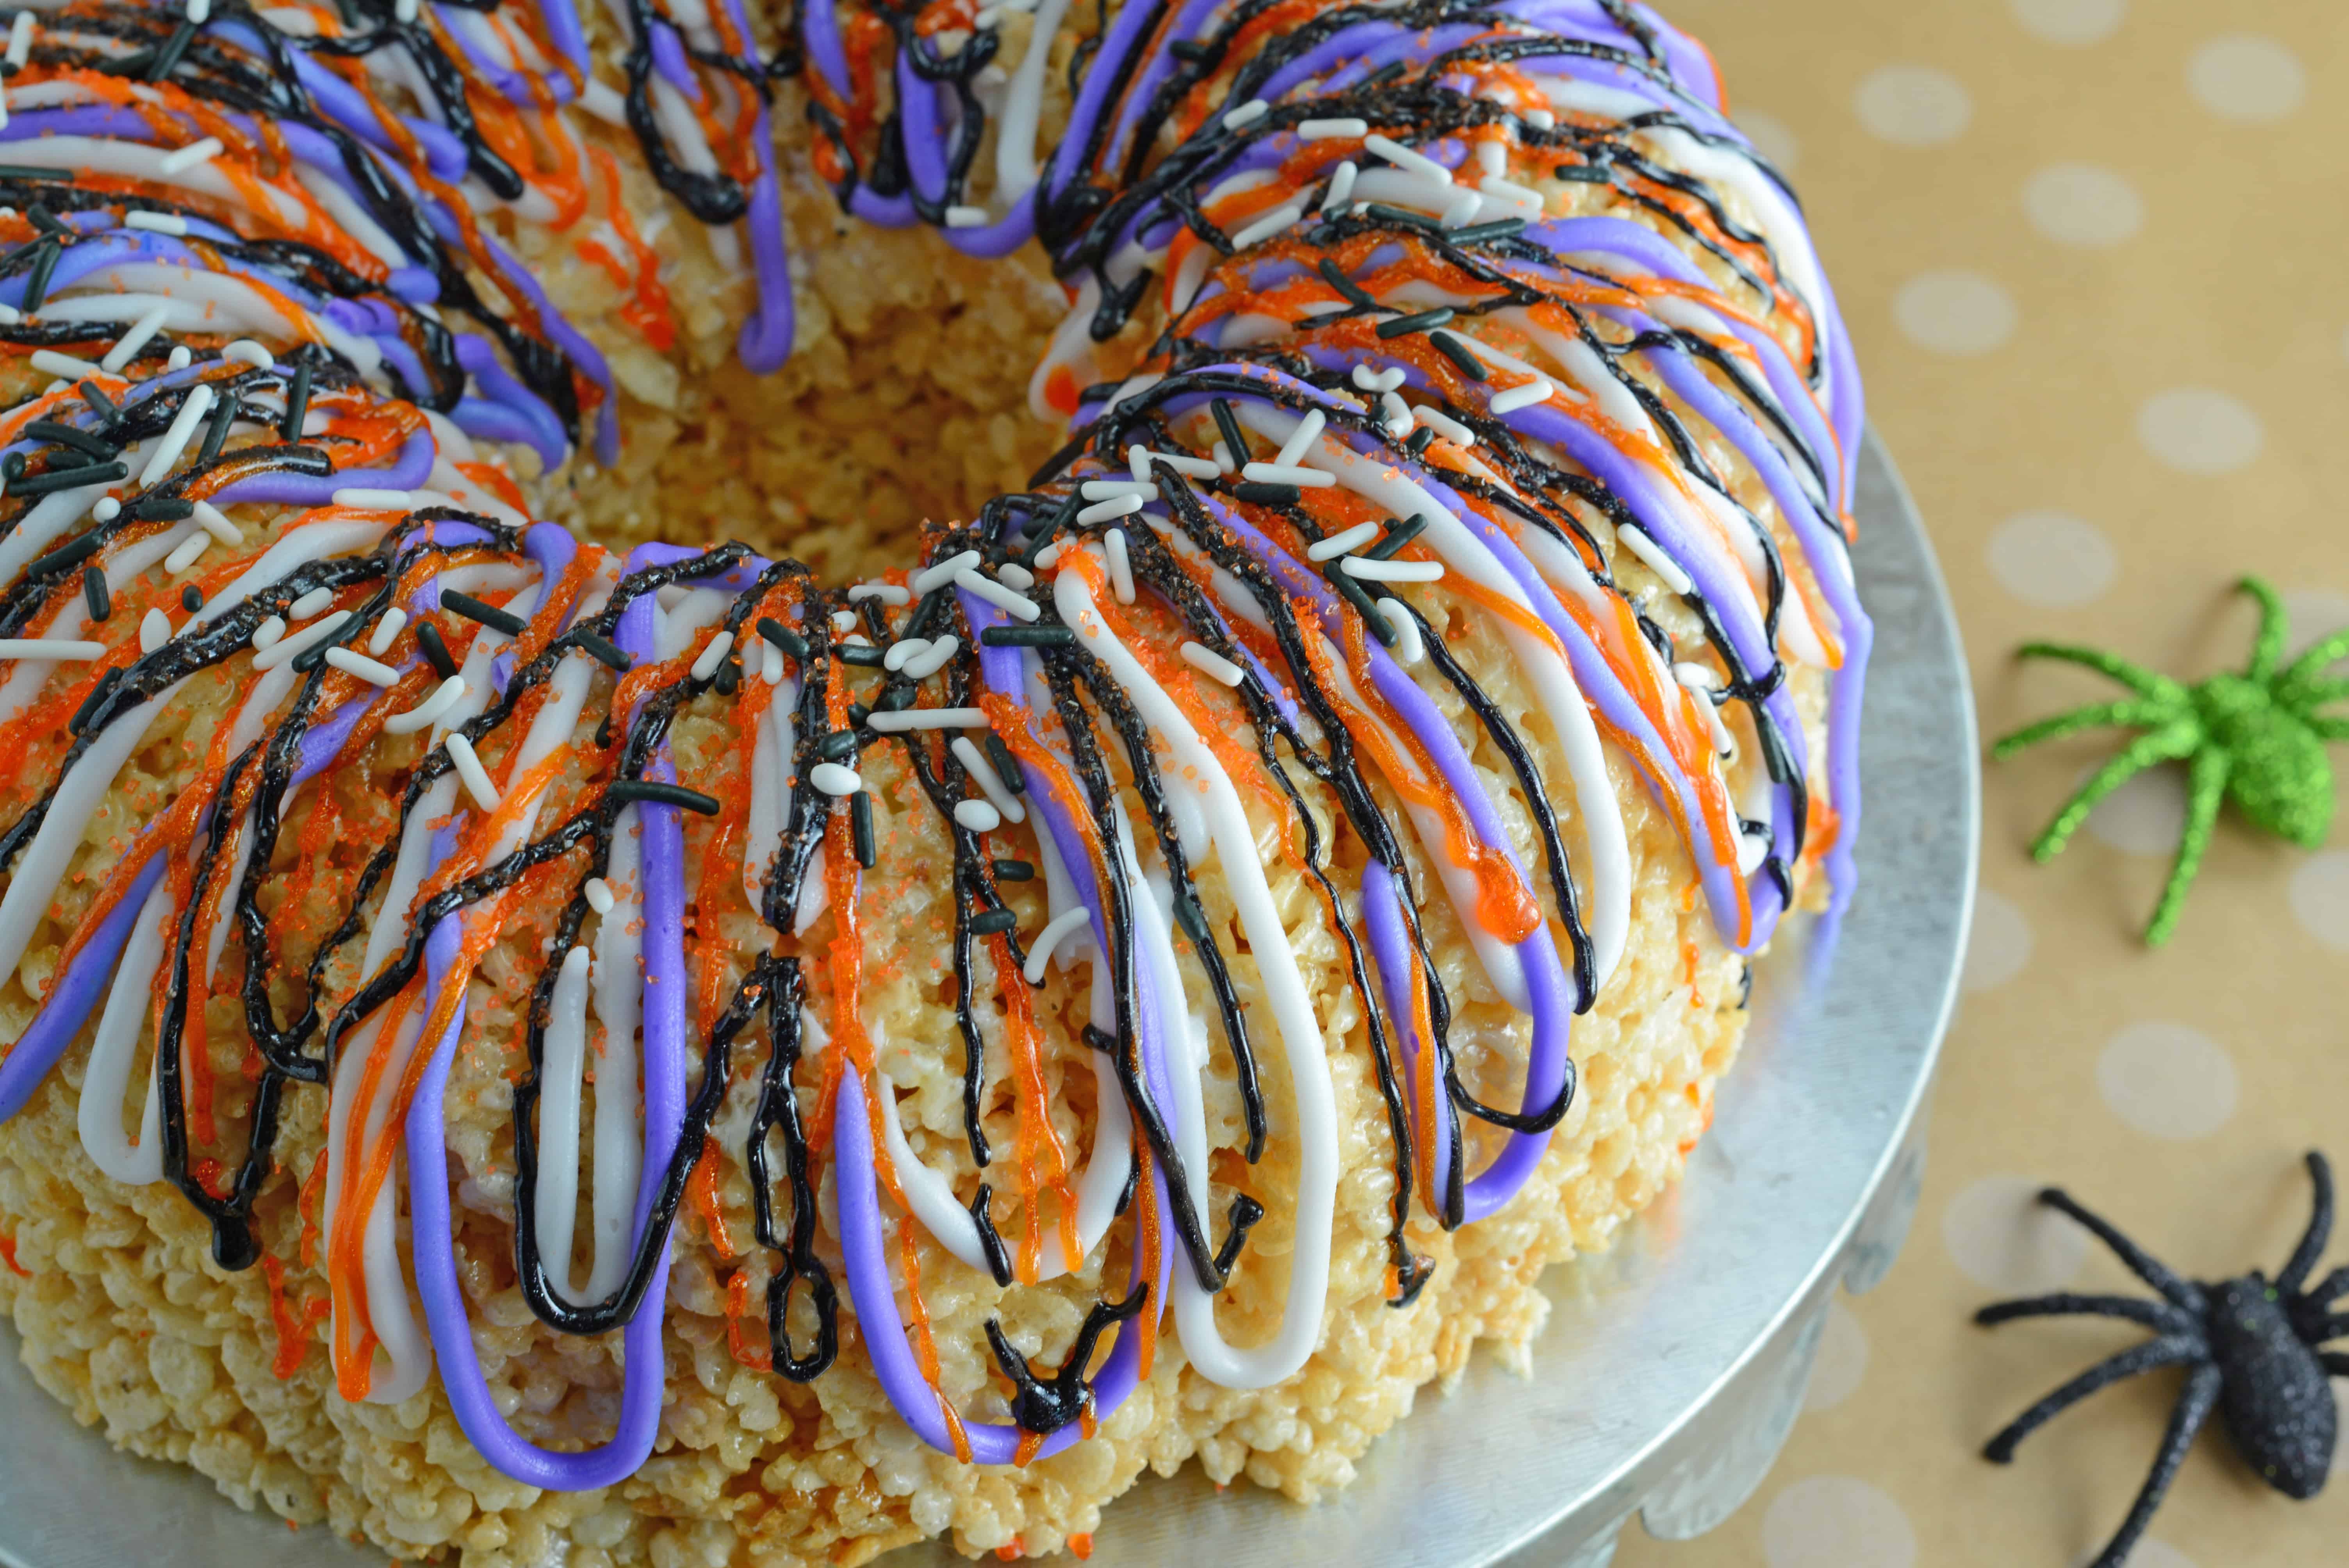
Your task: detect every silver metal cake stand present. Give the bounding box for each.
[0,432,1973,1568]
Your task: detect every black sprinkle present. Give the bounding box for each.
[441,590,527,637]
[847,702,872,727]
[146,20,195,82]
[1171,893,1208,943]
[12,460,126,500]
[1445,218,1526,245]
[609,779,723,815]
[180,584,203,614]
[1328,563,1398,646]
[1360,201,1438,232]
[574,629,631,671]
[1429,330,1488,380]
[1315,258,1377,308]
[713,659,739,695]
[984,733,1023,793]
[1,453,23,481]
[1554,162,1613,184]
[29,531,102,576]
[129,495,193,523]
[69,668,122,734]
[979,624,1074,647]
[417,620,457,678]
[874,682,917,713]
[19,237,60,313]
[1233,481,1301,505]
[991,858,1034,882]
[850,789,876,867]
[755,616,806,658]
[280,359,312,442]
[24,420,117,460]
[1368,514,1428,559]
[1404,426,1436,457]
[818,730,859,760]
[1376,306,1454,339]
[82,567,110,622]
[23,205,67,239]
[970,909,1017,936]
[1210,398,1249,464]
[1168,38,1211,63]
[196,391,237,467]
[837,643,886,668]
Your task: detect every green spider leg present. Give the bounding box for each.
[2238,577,2289,682]
[2313,717,2349,742]
[2144,746,2232,947]
[1991,699,2183,761]
[2279,628,2349,711]
[2022,721,2204,864]
[2014,641,2188,703]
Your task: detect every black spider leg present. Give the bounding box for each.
[1975,1294,2199,1336]
[2086,1363,2226,1568]
[1982,1335,2210,1466]
[2278,1151,2334,1294]
[2039,1186,2208,1313]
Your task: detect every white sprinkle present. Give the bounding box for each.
[952,798,1002,834]
[1322,159,1358,212]
[250,608,352,670]
[1306,520,1381,561]
[809,761,863,797]
[690,629,734,681]
[1378,597,1424,665]
[141,609,173,653]
[973,5,1000,26]
[5,13,32,69]
[1490,379,1556,415]
[1523,108,1556,131]
[166,346,191,371]
[1210,440,1235,475]
[1340,556,1444,583]
[1364,133,1452,185]
[994,563,1035,590]
[1478,174,1545,210]
[1274,408,1326,468]
[330,486,413,510]
[383,674,465,734]
[1241,461,1337,488]
[0,637,105,660]
[187,0,211,23]
[902,634,960,681]
[1415,407,1477,448]
[1380,390,1415,436]
[1673,661,1721,692]
[910,549,980,596]
[1030,543,1064,570]
[1617,524,1694,595]
[1022,907,1091,983]
[29,349,103,381]
[1439,189,1483,228]
[163,532,210,574]
[950,736,1026,823]
[761,642,785,686]
[368,606,408,655]
[865,706,989,732]
[0,303,16,327]
[882,636,929,674]
[1081,479,1156,501]
[126,211,188,237]
[92,497,121,522]
[394,0,417,18]
[1076,493,1144,527]
[1144,449,1219,479]
[99,306,172,374]
[1351,362,1406,394]
[1105,528,1135,604]
[1179,641,1245,687]
[251,615,286,649]
[1298,117,1369,141]
[324,645,399,687]
[223,339,272,369]
[288,586,335,620]
[1228,202,1304,251]
[831,610,859,634]
[191,499,241,545]
[444,732,499,813]
[847,581,910,606]
[1477,140,1508,178]
[1223,98,1269,130]
[138,384,214,486]
[1125,444,1153,483]
[583,877,617,916]
[955,567,1041,621]
[157,137,225,176]
[944,205,991,229]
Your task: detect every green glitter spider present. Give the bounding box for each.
[1994,577,2349,946]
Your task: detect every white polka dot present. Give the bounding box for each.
[2023,163,2144,247]
[2082,763,2186,857]
[2010,0,2126,44]
[1894,271,2016,356]
[1738,111,1800,174]
[2288,851,2349,951]
[1803,1301,1870,1414]
[1762,1476,1917,1568]
[1944,1175,2087,1293]
[2281,589,2349,659]
[1854,66,1972,147]
[1963,886,2034,992]
[2189,35,2307,122]
[2137,388,2263,477]
[2098,1021,2238,1140]
[1987,511,2116,607]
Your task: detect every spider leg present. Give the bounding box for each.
[2239,577,2288,682]
[1989,699,2179,762]
[2015,642,2187,702]
[2039,1188,2206,1311]
[2277,1151,2335,1295]
[1975,1293,2198,1335]
[2278,625,2349,694]
[2022,723,2202,866]
[2317,1314,2349,1344]
[1983,1335,2207,1463]
[2309,1265,2349,1307]
[2324,1352,2349,1378]
[2143,745,2230,947]
[2082,1363,2224,1568]
[2311,716,2349,743]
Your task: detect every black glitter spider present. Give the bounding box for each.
[1975,1152,2347,1568]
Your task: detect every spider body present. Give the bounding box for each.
[1994,577,2349,943]
[1977,1153,2348,1568]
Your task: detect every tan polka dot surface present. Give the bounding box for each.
[1607,2,2349,1565]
